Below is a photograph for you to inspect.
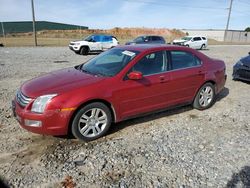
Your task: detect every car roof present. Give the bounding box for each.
[137,35,163,38]
[116,44,195,52]
[185,36,207,38]
[91,34,113,37]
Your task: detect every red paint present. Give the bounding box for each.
[13,45,227,136]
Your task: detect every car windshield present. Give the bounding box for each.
[181,37,192,41]
[84,35,95,42]
[134,36,145,42]
[80,48,140,77]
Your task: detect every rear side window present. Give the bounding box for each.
[151,36,162,41]
[193,37,202,41]
[202,37,207,40]
[102,36,112,42]
[170,51,201,70]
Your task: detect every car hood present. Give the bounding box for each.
[241,55,250,66]
[21,67,105,98]
[173,39,188,43]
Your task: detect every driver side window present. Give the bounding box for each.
[132,51,166,76]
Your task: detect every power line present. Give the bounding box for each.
[122,0,227,11]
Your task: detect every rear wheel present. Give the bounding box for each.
[200,44,205,50]
[80,46,89,55]
[71,102,112,141]
[193,83,215,110]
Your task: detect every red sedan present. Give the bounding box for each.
[12,45,227,141]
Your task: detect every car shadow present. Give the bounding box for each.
[108,104,193,136]
[226,166,250,188]
[216,87,229,102]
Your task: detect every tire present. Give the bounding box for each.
[200,44,205,50]
[71,102,112,141]
[80,46,89,55]
[193,83,215,110]
[185,44,189,47]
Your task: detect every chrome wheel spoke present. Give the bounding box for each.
[82,126,92,136]
[95,125,101,133]
[80,125,89,134]
[92,127,98,136]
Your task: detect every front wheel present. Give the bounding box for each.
[193,83,215,110]
[71,102,112,141]
[80,46,89,55]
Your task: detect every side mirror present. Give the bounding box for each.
[248,52,250,55]
[191,39,194,42]
[128,71,143,80]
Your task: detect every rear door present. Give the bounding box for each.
[192,37,202,49]
[167,50,205,103]
[101,36,113,50]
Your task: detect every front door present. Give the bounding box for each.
[116,50,172,119]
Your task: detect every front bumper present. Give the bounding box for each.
[12,99,73,136]
[232,65,250,82]
[69,45,81,52]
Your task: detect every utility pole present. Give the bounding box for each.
[31,0,37,46]
[1,22,6,44]
[224,0,233,41]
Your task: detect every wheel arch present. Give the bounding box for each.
[67,99,116,135]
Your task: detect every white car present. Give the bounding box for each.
[69,34,119,55]
[173,36,208,50]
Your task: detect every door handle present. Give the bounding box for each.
[159,76,170,83]
[197,70,204,75]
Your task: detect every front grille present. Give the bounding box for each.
[70,42,75,45]
[16,90,32,108]
[238,69,250,78]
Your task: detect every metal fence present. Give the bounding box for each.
[224,30,250,43]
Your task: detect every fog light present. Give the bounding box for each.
[24,119,42,127]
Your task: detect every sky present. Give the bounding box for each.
[0,0,249,30]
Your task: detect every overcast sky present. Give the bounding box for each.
[0,0,249,30]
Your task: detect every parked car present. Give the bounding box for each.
[69,34,119,55]
[126,35,166,45]
[12,45,226,141]
[173,36,208,50]
[233,52,250,82]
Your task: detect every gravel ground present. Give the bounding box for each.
[0,46,249,188]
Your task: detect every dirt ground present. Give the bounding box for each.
[0,45,249,187]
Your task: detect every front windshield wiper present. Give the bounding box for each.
[81,68,95,75]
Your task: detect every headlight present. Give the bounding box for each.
[31,94,57,113]
[236,60,243,66]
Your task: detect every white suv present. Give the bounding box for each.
[173,36,208,50]
[69,34,119,55]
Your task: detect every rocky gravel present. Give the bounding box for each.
[0,46,250,187]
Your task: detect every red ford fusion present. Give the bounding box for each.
[12,45,227,141]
